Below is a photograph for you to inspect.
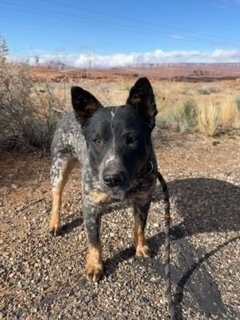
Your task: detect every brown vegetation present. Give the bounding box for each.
[0,62,240,152]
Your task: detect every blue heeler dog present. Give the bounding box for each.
[50,77,159,281]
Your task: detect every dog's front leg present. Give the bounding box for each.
[83,204,103,282]
[133,194,152,258]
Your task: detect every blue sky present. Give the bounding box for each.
[1,0,240,67]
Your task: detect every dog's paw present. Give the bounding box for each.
[136,245,150,258]
[86,263,104,282]
[49,221,62,236]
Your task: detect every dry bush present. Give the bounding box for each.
[197,84,220,95]
[236,96,240,110]
[155,83,188,130]
[197,99,220,136]
[197,95,240,136]
[156,82,240,135]
[156,98,198,132]
[220,95,239,128]
[0,62,63,152]
[176,99,198,132]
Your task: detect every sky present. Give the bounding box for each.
[1,0,240,68]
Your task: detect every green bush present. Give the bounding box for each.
[236,96,240,112]
[197,85,220,95]
[177,99,198,133]
[156,99,198,132]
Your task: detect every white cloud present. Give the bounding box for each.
[8,49,240,68]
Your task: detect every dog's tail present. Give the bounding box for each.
[157,171,176,320]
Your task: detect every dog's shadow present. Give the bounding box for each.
[62,176,240,255]
[105,177,240,259]
[60,177,240,318]
[104,177,240,319]
[168,177,240,235]
[61,217,83,235]
[164,178,240,318]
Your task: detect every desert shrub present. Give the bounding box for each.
[235,96,240,113]
[220,96,239,128]
[197,100,220,136]
[0,61,62,152]
[156,99,198,132]
[155,114,173,130]
[176,99,198,132]
[155,96,175,130]
[197,84,220,95]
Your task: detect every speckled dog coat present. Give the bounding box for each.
[49,77,159,281]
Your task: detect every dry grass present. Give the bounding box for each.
[220,95,239,128]
[197,84,220,95]
[155,81,240,135]
[197,100,220,136]
[1,62,239,153]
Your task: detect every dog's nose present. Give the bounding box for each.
[103,173,123,188]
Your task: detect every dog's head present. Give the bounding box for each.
[71,77,158,200]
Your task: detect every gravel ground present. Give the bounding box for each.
[0,131,240,320]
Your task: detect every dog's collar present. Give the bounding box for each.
[141,160,154,175]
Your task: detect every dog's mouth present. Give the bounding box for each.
[102,185,128,201]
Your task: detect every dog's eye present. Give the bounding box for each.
[126,134,137,145]
[93,139,103,147]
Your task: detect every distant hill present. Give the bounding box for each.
[29,62,240,83]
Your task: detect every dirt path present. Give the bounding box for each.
[1,132,240,320]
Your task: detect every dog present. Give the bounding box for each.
[49,77,159,282]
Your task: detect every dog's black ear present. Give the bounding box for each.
[71,86,103,126]
[126,77,158,129]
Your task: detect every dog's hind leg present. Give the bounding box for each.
[50,155,77,235]
[133,194,152,258]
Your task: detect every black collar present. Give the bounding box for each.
[141,160,154,176]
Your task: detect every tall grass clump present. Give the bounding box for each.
[220,95,239,129]
[176,99,198,133]
[197,100,220,136]
[197,84,220,95]
[236,96,240,112]
[156,98,198,133]
[155,80,240,135]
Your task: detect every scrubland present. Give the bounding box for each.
[0,61,240,152]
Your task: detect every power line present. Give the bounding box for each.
[41,0,238,43]
[1,0,239,47]
[0,3,175,37]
